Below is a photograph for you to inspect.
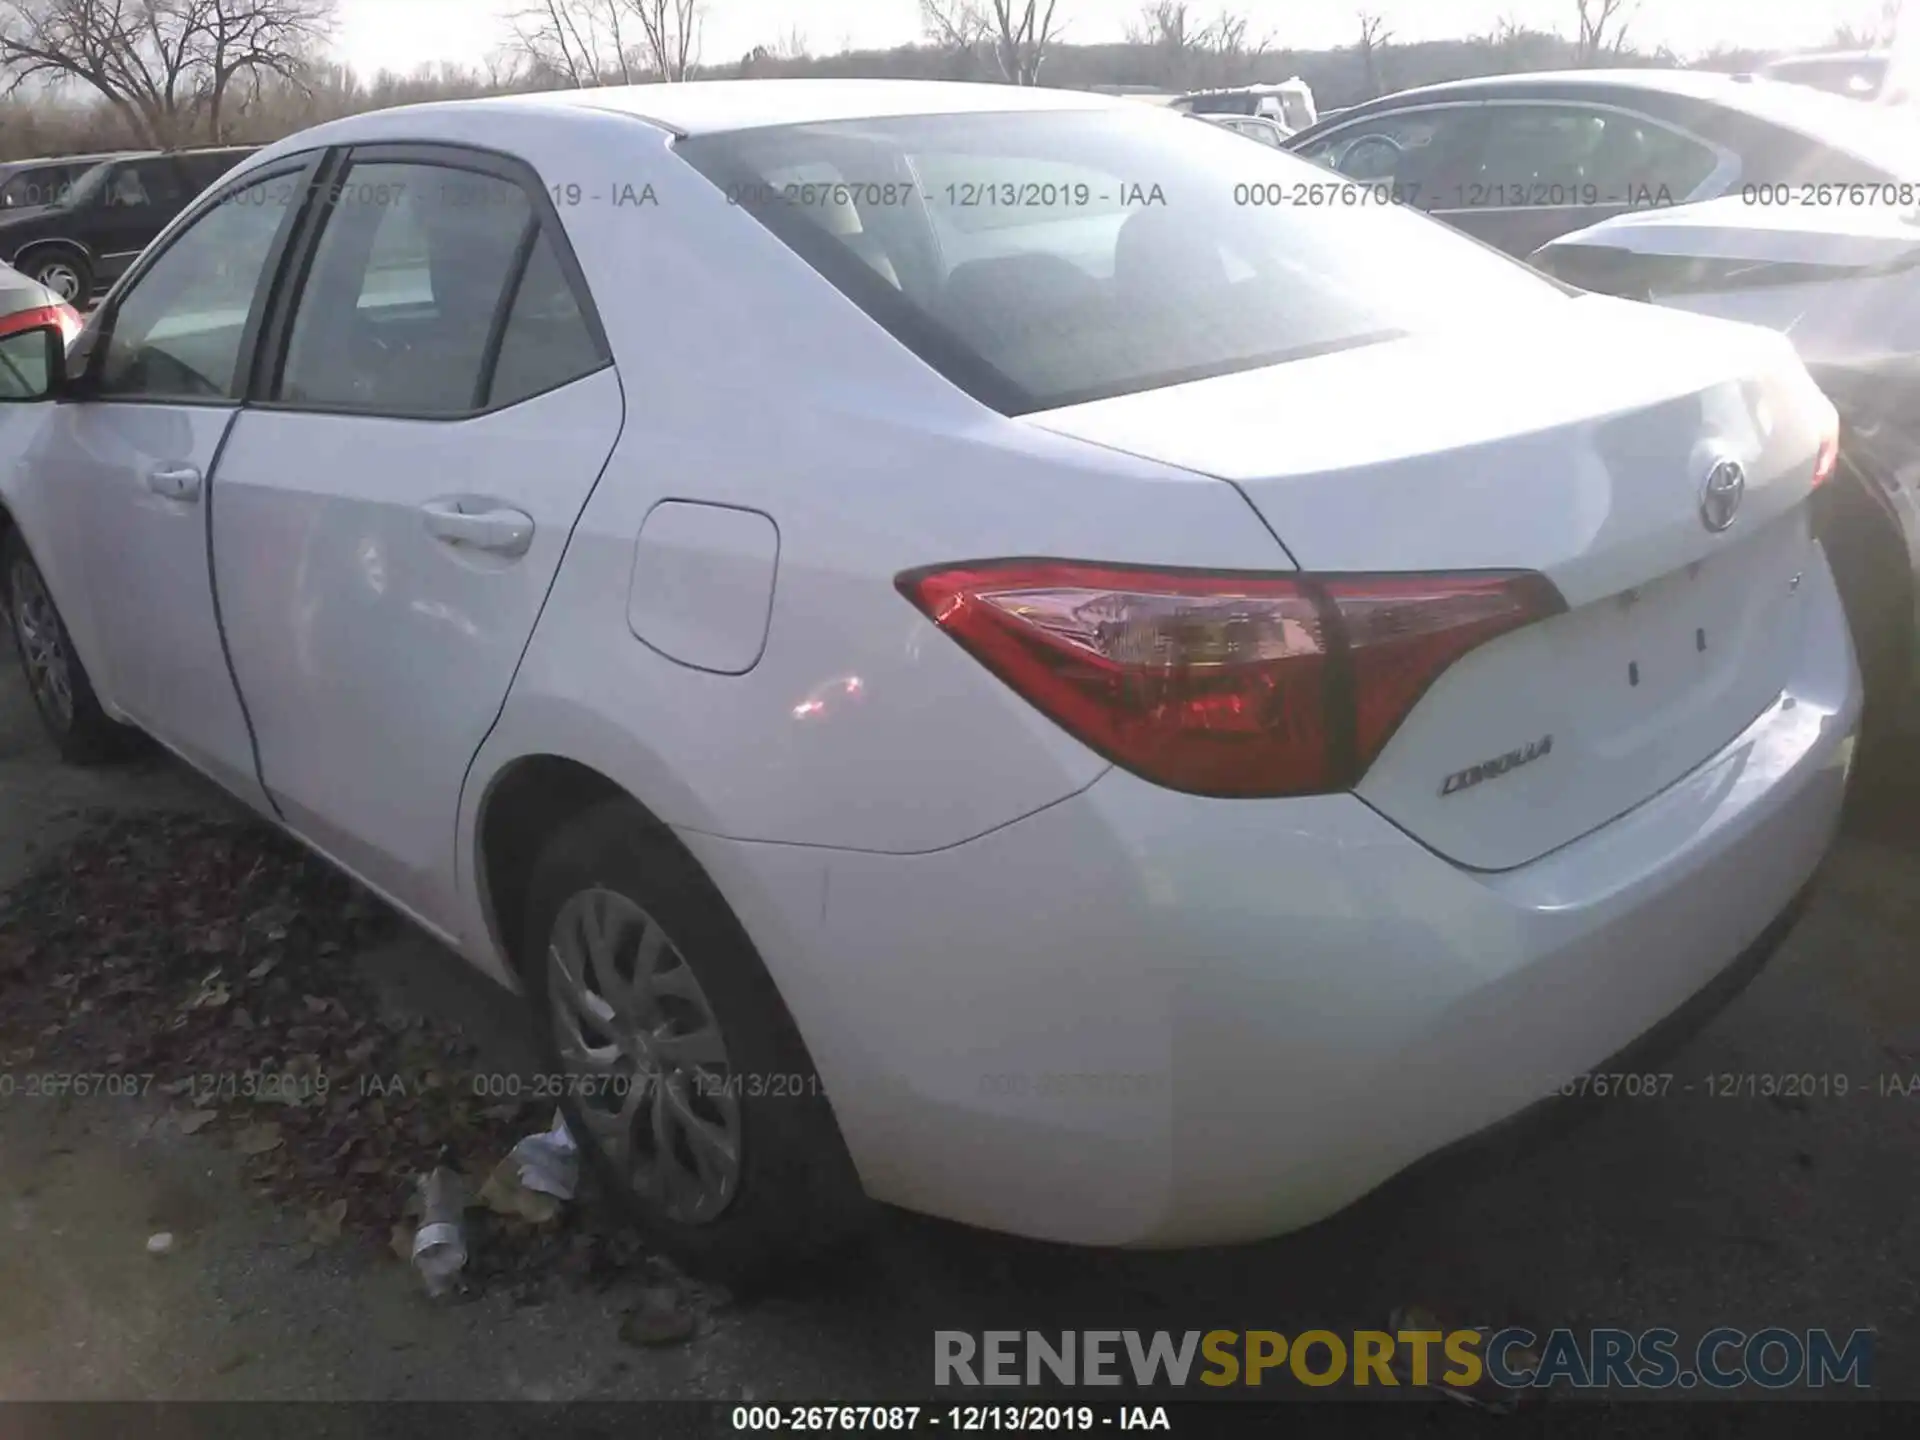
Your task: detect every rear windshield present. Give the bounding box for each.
[1735,78,1920,178]
[676,109,1564,415]
[0,164,75,209]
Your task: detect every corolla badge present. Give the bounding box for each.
[1440,735,1553,797]
[1699,459,1746,533]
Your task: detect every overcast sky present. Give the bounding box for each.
[332,0,1889,79]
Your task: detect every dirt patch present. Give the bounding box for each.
[0,810,675,1303]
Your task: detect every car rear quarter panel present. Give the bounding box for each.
[452,110,1295,967]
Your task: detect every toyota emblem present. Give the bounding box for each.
[1699,459,1746,533]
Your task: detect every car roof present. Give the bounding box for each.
[1290,66,1918,144]
[1319,67,1793,110]
[0,149,151,172]
[340,78,1129,140]
[1764,49,1885,67]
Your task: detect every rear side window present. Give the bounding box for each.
[486,230,606,408]
[278,162,529,415]
[679,109,1563,415]
[0,164,77,209]
[275,160,603,416]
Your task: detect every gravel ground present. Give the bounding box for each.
[2,629,1919,1407]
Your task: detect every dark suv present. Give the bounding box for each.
[0,146,259,303]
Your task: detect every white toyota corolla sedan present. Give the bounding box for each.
[0,80,1860,1279]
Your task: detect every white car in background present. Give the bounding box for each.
[1533,196,1920,751]
[0,80,1857,1280]
[1192,112,1292,146]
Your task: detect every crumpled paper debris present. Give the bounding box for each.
[478,1109,578,1223]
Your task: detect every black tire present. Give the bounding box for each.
[520,798,872,1287]
[2,530,140,764]
[1819,455,1917,770]
[23,246,91,306]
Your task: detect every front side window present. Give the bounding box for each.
[1297,107,1488,190]
[276,161,536,415]
[107,164,156,208]
[96,169,304,401]
[681,108,1564,414]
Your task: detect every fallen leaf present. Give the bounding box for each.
[308,1198,348,1244]
[179,1109,218,1135]
[233,1122,283,1156]
[620,1285,696,1347]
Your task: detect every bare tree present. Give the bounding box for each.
[985,0,1062,84]
[1128,1,1190,49]
[773,23,807,60]
[1200,8,1251,55]
[1355,10,1392,97]
[201,0,336,141]
[1572,0,1636,66]
[0,0,336,146]
[508,0,630,87]
[1196,8,1266,85]
[920,0,989,74]
[922,0,1061,84]
[627,0,700,81]
[1833,0,1907,46]
[1128,2,1193,86]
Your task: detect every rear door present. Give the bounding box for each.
[210,145,619,933]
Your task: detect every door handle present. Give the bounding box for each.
[420,498,535,558]
[147,463,202,501]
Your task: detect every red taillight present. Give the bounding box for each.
[898,561,1564,798]
[1811,404,1840,490]
[0,302,82,344]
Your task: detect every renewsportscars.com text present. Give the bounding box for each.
[934,1327,1873,1391]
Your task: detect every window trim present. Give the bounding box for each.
[71,150,328,409]
[248,141,612,423]
[1295,97,1740,217]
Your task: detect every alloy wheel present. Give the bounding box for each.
[10,559,73,729]
[546,887,742,1224]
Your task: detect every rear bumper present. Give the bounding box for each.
[1373,875,1814,1201]
[684,545,1861,1247]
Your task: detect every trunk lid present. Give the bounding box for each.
[1541,191,1920,271]
[1029,297,1833,870]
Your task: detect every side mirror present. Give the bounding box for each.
[0,322,69,402]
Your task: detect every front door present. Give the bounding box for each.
[45,159,317,805]
[210,148,620,932]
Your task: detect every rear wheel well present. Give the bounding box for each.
[477,756,644,979]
